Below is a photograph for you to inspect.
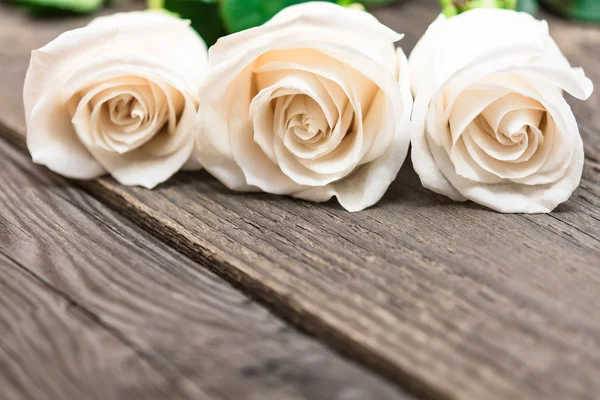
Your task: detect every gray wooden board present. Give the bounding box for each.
[0,252,200,400]
[0,130,409,400]
[1,1,600,400]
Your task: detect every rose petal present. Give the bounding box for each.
[25,12,205,120]
[449,133,583,213]
[411,100,467,200]
[26,92,106,179]
[195,4,409,211]
[210,2,400,69]
[300,48,412,212]
[88,98,197,189]
[447,88,508,145]
[196,101,256,192]
[481,91,544,138]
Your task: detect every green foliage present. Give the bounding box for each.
[9,0,387,45]
[219,0,393,33]
[440,0,539,16]
[219,0,336,33]
[355,0,399,5]
[540,0,600,22]
[160,0,369,45]
[518,0,539,14]
[17,0,103,14]
[162,0,226,46]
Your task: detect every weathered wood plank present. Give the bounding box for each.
[0,133,408,399]
[2,1,600,400]
[0,252,202,400]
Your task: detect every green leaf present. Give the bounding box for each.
[147,0,163,9]
[439,0,538,15]
[359,0,399,5]
[162,0,226,46]
[517,0,538,14]
[540,0,600,22]
[17,0,102,14]
[220,0,337,33]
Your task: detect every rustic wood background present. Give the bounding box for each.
[0,1,599,399]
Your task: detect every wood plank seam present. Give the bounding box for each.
[0,125,450,400]
[547,214,600,246]
[519,213,600,253]
[3,118,600,399]
[0,132,407,400]
[83,187,458,400]
[77,176,600,400]
[86,191,451,400]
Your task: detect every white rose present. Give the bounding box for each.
[195,2,412,212]
[410,9,593,213]
[24,12,207,189]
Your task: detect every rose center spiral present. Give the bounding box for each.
[69,77,185,154]
[285,95,329,147]
[108,94,145,127]
[446,89,553,182]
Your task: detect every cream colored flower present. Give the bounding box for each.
[24,12,207,188]
[410,9,593,213]
[195,2,412,212]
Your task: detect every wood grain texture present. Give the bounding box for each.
[0,133,408,400]
[2,1,600,400]
[0,252,200,400]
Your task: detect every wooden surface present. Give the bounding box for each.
[1,1,600,400]
[0,127,407,399]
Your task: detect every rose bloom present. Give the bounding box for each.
[24,12,207,188]
[410,9,593,213]
[195,2,412,212]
